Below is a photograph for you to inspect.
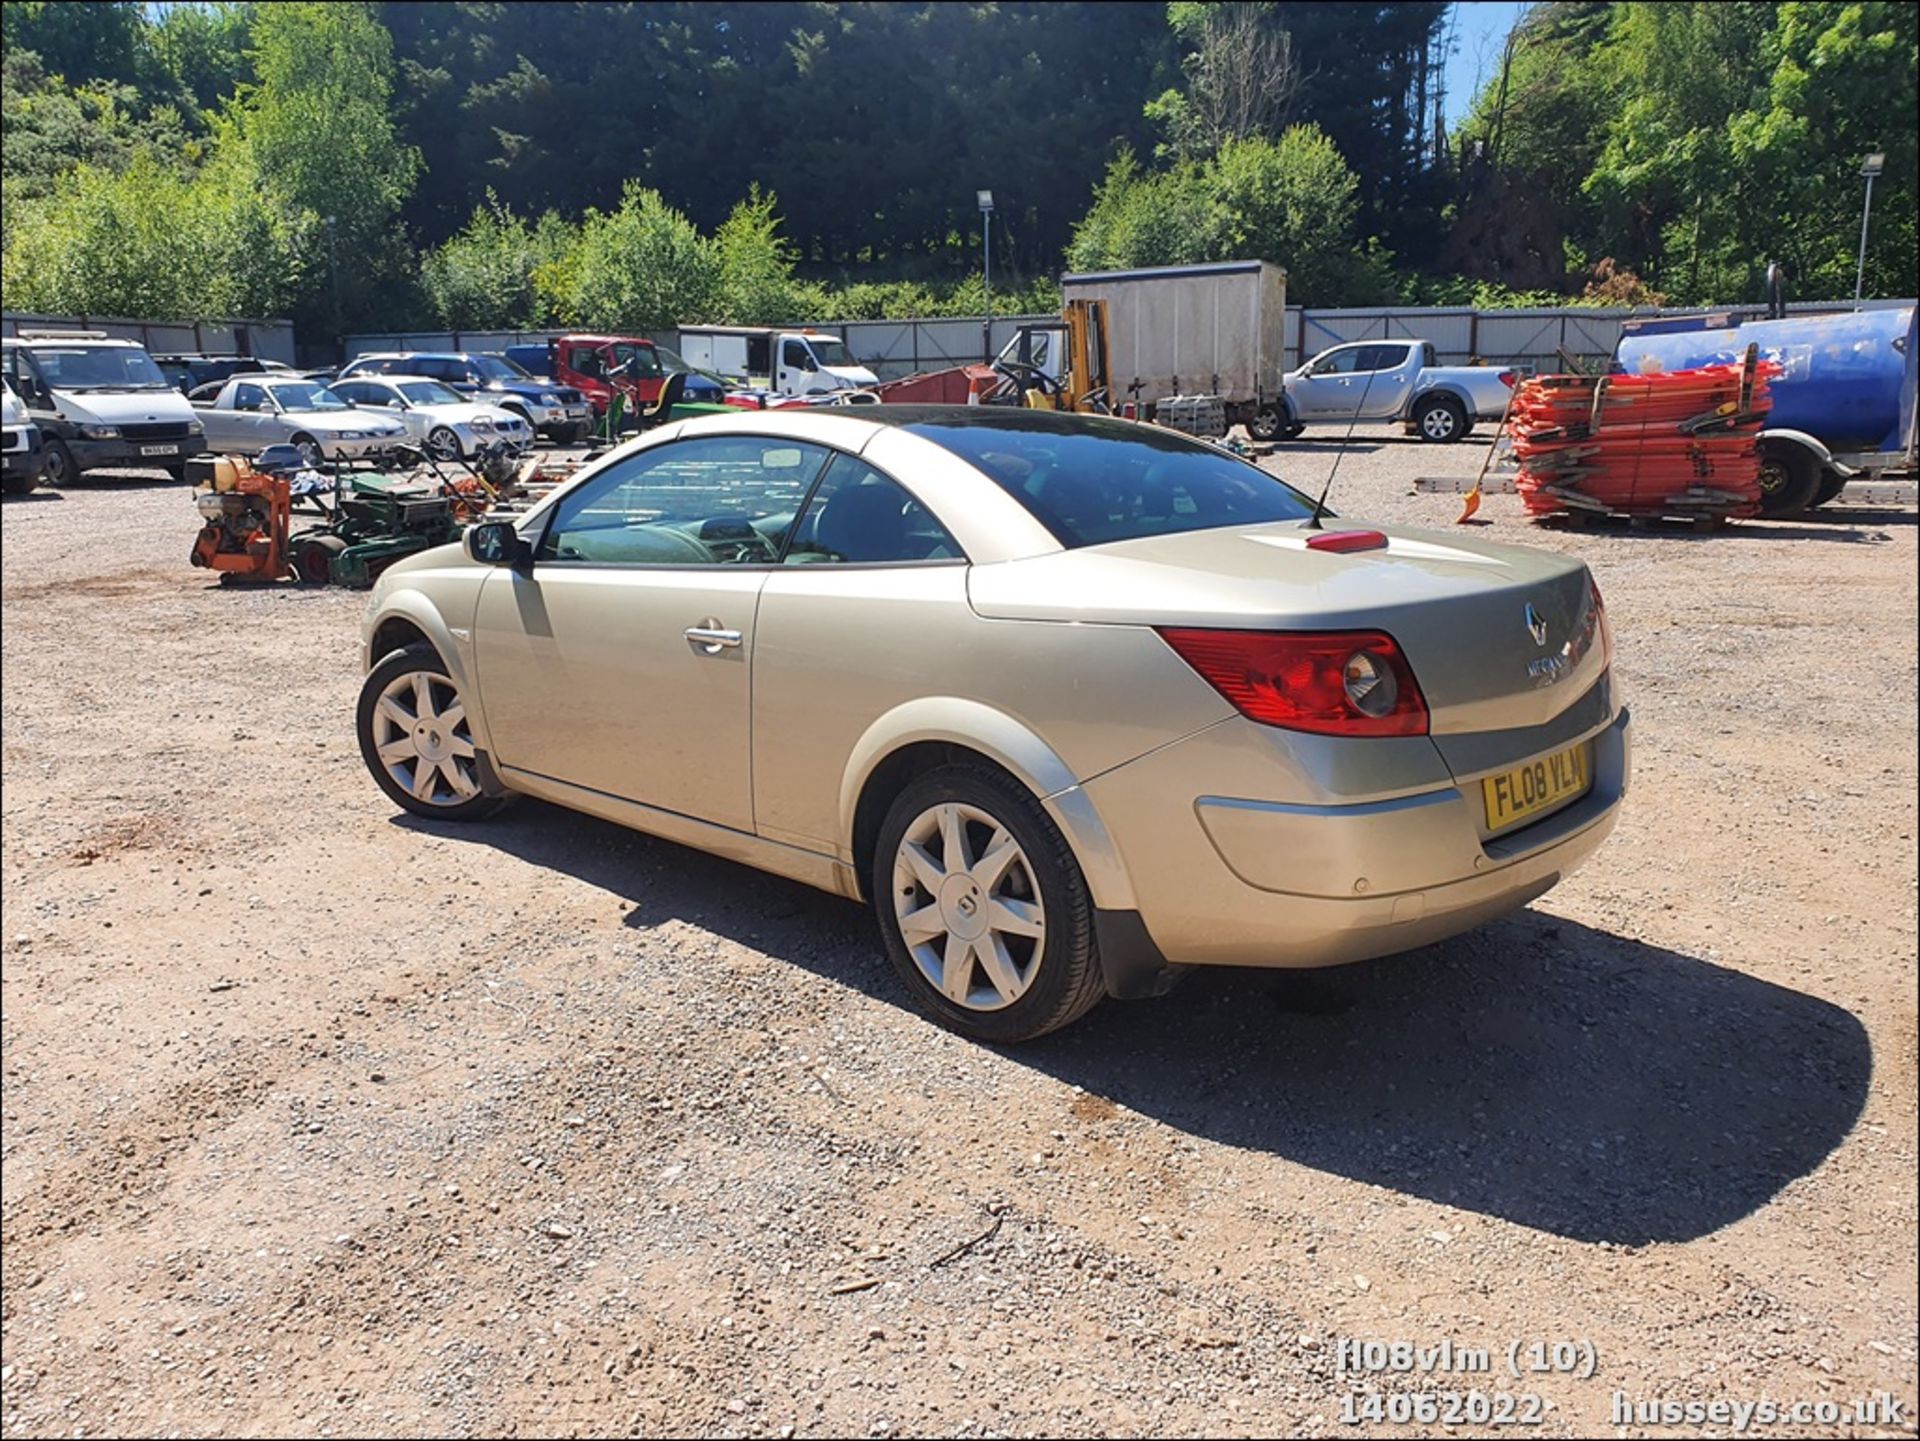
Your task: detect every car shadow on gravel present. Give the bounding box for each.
[1021,908,1872,1246]
[403,802,1870,1248]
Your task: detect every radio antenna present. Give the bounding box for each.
[1306,357,1381,529]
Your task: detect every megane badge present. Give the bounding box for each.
[1525,603,1549,647]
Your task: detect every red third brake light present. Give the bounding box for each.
[1156,629,1430,737]
[1304,529,1388,553]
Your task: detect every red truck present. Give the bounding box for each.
[504,335,729,419]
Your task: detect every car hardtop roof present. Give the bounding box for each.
[555,333,657,346]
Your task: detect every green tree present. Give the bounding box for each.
[1211,127,1364,301]
[1066,127,1379,303]
[1065,149,1224,272]
[564,182,720,330]
[713,185,813,325]
[0,48,189,247]
[234,0,419,333]
[0,1,156,93]
[421,195,545,330]
[1146,2,1298,160]
[3,144,299,320]
[1464,0,1918,303]
[150,2,254,117]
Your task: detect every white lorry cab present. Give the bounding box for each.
[675,326,879,397]
[1,332,207,483]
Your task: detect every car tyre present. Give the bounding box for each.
[1414,394,1470,442]
[1812,467,1847,508]
[290,432,323,469]
[872,763,1104,1043]
[41,439,76,487]
[426,426,463,461]
[1756,439,1819,516]
[356,643,507,821]
[1,473,38,496]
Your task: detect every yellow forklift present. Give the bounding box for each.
[986,299,1113,413]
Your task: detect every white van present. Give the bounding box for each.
[676,326,879,397]
[1,332,207,484]
[3,378,45,495]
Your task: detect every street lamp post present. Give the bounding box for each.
[977,189,994,363]
[325,214,341,357]
[1854,150,1884,309]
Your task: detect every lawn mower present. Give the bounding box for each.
[188,444,464,589]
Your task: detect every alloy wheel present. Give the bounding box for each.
[892,802,1045,1012]
[1421,406,1458,440]
[369,669,481,807]
[427,426,462,461]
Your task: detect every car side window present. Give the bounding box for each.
[615,344,662,378]
[1316,347,1363,375]
[233,382,266,411]
[783,455,962,565]
[537,435,832,566]
[782,339,813,372]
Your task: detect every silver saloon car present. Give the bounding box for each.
[357,407,1628,1041]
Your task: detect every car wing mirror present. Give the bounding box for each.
[465,520,532,572]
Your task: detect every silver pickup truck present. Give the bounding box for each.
[1283,340,1516,442]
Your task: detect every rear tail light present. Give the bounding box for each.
[1157,628,1429,737]
[1498,370,1517,388]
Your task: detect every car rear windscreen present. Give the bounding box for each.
[902,413,1315,548]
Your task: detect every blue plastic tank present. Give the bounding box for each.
[1615,307,1916,455]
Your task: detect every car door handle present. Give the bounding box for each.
[685,624,742,654]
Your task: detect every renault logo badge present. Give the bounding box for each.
[1525,603,1549,647]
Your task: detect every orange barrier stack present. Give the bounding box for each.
[1509,347,1778,522]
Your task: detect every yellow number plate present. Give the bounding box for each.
[1482,742,1592,832]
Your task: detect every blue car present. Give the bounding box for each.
[338,352,594,443]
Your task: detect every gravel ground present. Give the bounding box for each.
[2,429,1916,1439]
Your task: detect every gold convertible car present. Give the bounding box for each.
[357,407,1629,1041]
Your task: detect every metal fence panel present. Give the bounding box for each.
[342,297,1917,380]
[3,311,296,363]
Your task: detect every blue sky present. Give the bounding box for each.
[1442,1,1530,128]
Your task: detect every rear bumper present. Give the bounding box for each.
[1082,703,1630,970]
